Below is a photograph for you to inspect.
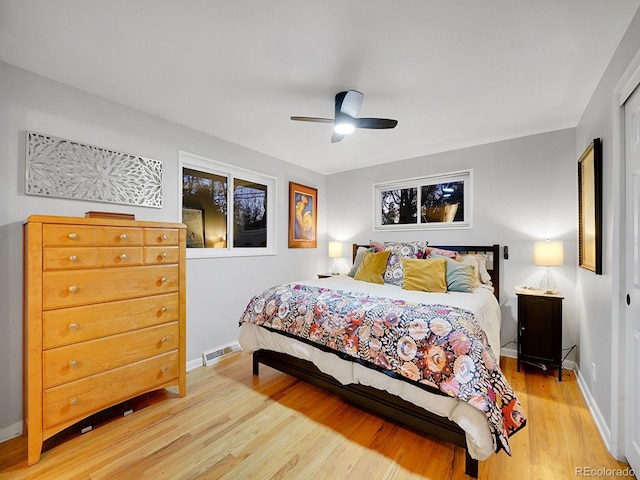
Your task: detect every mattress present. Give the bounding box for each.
[238,275,504,460]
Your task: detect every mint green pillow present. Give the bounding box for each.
[348,246,376,277]
[445,258,475,293]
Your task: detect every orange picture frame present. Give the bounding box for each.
[288,182,317,248]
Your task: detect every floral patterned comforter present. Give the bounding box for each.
[239,282,526,455]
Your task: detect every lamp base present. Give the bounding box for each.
[330,258,340,276]
[539,267,558,294]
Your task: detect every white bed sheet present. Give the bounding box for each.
[238,275,503,460]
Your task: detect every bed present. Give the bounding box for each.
[238,243,525,478]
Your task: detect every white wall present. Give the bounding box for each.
[326,129,578,355]
[575,8,640,457]
[0,61,327,439]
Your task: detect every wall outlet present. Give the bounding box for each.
[592,362,596,382]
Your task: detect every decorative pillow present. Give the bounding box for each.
[457,253,492,286]
[425,246,458,259]
[348,246,376,277]
[444,258,475,293]
[354,250,391,284]
[369,240,385,252]
[382,241,427,286]
[401,258,447,293]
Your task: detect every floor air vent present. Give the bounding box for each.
[202,344,241,367]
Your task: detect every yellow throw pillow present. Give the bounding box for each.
[402,257,447,292]
[354,250,391,284]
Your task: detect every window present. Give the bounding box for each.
[179,152,276,257]
[374,170,472,230]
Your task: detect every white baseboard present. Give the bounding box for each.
[575,365,612,453]
[501,347,517,359]
[0,420,23,444]
[186,358,203,372]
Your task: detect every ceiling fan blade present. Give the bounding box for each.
[290,116,334,123]
[335,90,363,118]
[331,132,344,143]
[354,118,398,129]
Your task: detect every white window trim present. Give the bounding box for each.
[373,169,473,231]
[179,151,277,258]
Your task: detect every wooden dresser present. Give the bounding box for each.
[23,215,186,465]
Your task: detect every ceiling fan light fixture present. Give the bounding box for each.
[291,90,397,142]
[334,122,355,135]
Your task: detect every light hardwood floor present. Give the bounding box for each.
[0,353,634,480]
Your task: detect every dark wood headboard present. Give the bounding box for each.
[352,243,500,302]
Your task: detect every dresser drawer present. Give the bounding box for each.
[43,265,179,309]
[99,247,143,267]
[43,247,99,270]
[43,293,180,348]
[144,246,180,264]
[145,228,179,246]
[43,322,179,388]
[43,225,98,247]
[43,351,179,429]
[99,227,142,246]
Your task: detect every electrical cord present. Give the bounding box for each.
[560,344,577,378]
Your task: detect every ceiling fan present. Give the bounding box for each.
[291,90,398,143]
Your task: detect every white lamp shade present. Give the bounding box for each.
[328,241,343,258]
[534,240,564,266]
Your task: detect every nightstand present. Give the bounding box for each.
[516,288,564,381]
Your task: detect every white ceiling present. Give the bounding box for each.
[1,1,639,174]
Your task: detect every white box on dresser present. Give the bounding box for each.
[23,215,187,465]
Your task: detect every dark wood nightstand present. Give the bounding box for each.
[516,288,564,381]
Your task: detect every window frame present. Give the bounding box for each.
[373,169,473,231]
[179,151,277,258]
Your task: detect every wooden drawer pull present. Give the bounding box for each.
[120,253,127,260]
[161,306,167,313]
[162,252,168,258]
[69,360,77,367]
[161,366,168,373]
[120,234,127,240]
[68,233,77,240]
[161,277,167,283]
[69,397,78,406]
[68,285,78,293]
[69,255,78,262]
[161,336,168,343]
[68,323,78,330]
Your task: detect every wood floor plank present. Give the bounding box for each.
[0,353,634,479]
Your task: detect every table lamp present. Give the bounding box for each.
[328,241,343,275]
[534,240,563,293]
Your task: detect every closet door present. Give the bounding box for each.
[624,84,640,475]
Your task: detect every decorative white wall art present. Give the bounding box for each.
[25,131,163,208]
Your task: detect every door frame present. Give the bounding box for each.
[610,45,640,460]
